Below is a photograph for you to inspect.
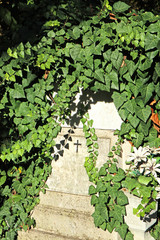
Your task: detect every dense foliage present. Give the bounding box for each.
[81,114,134,239]
[82,114,160,240]
[0,0,160,239]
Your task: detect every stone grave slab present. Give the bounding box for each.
[46,128,117,195]
[18,87,157,240]
[18,127,156,240]
[18,128,120,240]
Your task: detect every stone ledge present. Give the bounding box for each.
[31,201,118,240]
[39,190,93,214]
[19,228,116,240]
[19,190,119,240]
[124,191,157,232]
[18,229,88,240]
[33,204,92,219]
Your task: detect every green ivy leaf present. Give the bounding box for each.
[92,210,105,227]
[66,75,75,85]
[125,231,134,240]
[145,32,159,51]
[113,171,125,182]
[149,201,156,210]
[115,223,128,239]
[139,58,152,72]
[70,44,82,61]
[138,176,152,185]
[132,132,144,148]
[122,99,135,115]
[6,230,17,239]
[128,82,139,98]
[95,203,109,221]
[111,49,123,70]
[148,21,160,33]
[73,27,81,39]
[20,212,28,222]
[91,195,99,205]
[88,119,93,127]
[108,164,117,174]
[93,142,98,149]
[89,185,97,195]
[116,191,128,206]
[120,122,132,136]
[109,205,124,222]
[155,62,160,77]
[95,69,104,83]
[47,30,56,38]
[122,178,139,191]
[12,51,18,59]
[93,81,109,92]
[118,108,129,121]
[100,222,107,231]
[85,132,91,138]
[106,218,116,233]
[142,11,156,21]
[0,175,6,186]
[157,40,160,52]
[96,181,107,192]
[110,71,119,90]
[127,114,140,128]
[82,35,93,47]
[91,134,97,141]
[99,192,109,203]
[7,48,12,56]
[113,1,130,13]
[99,167,107,176]
[10,83,25,99]
[108,151,113,157]
[112,91,127,109]
[125,60,137,77]
[86,138,93,146]
[135,105,151,122]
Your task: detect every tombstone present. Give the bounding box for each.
[18,91,156,240]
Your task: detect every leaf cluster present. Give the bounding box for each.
[122,175,158,218]
[0,0,159,239]
[81,114,134,239]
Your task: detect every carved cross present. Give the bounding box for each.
[74,140,81,153]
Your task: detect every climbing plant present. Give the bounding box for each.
[81,113,135,239]
[81,113,160,239]
[0,0,160,239]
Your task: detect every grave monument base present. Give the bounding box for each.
[18,190,119,240]
[18,127,157,240]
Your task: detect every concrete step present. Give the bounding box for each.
[19,228,91,240]
[18,190,119,240]
[18,229,79,240]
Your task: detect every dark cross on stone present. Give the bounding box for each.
[74,140,81,153]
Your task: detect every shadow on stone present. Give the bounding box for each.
[66,89,113,127]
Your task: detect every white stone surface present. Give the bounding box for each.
[18,191,119,240]
[124,191,157,240]
[47,128,117,195]
[88,102,122,130]
[63,90,122,130]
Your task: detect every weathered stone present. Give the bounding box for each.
[18,95,157,240]
[124,191,157,240]
[18,190,119,240]
[63,90,122,130]
[47,128,117,195]
[18,128,120,240]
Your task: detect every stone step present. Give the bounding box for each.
[19,229,80,240]
[18,190,119,240]
[18,190,155,240]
